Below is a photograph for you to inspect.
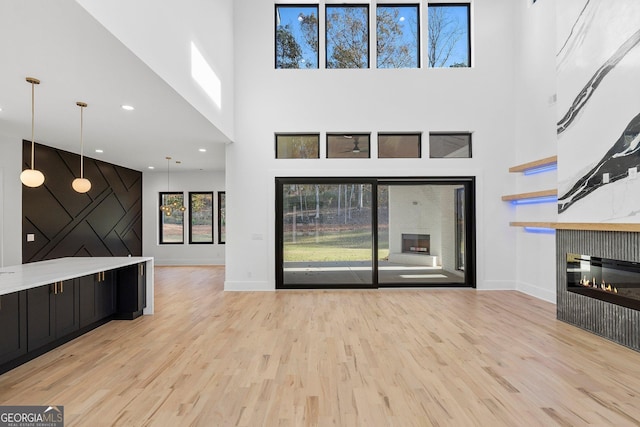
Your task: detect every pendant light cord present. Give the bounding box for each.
[80,105,84,178]
[30,81,35,170]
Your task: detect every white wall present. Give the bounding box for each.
[512,0,557,303]
[143,170,225,265]
[0,133,23,267]
[76,0,235,142]
[388,186,442,260]
[227,0,519,290]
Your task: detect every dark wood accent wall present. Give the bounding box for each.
[22,141,142,263]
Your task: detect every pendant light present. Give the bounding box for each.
[20,77,45,188]
[72,102,91,193]
[159,157,186,216]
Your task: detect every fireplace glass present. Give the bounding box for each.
[566,253,640,311]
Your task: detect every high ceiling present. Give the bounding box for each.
[0,0,229,172]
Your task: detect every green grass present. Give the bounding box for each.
[283,230,389,262]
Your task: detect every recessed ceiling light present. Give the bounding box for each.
[199,148,206,152]
[121,105,135,111]
[148,166,155,169]
[95,149,104,153]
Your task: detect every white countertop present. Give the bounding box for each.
[0,257,154,296]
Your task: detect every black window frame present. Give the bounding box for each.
[275,4,320,69]
[275,133,321,159]
[188,191,214,245]
[159,191,185,245]
[377,132,422,158]
[325,4,371,69]
[218,191,226,244]
[326,133,371,159]
[428,132,472,158]
[376,4,421,69]
[427,3,472,68]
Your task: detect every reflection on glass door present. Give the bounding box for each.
[280,182,373,287]
[276,178,474,288]
[377,184,466,286]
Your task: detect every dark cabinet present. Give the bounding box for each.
[27,280,79,351]
[79,271,115,328]
[0,291,27,365]
[96,270,115,320]
[116,262,146,319]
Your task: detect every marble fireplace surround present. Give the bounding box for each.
[556,227,640,352]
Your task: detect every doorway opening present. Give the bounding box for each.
[275,177,475,289]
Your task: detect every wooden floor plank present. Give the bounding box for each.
[0,266,639,426]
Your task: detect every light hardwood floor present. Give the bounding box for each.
[1,266,639,426]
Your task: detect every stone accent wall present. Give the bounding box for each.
[556,230,640,351]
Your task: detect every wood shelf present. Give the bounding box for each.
[501,189,557,201]
[509,156,557,173]
[510,222,640,232]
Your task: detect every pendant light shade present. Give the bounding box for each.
[72,101,91,193]
[21,77,45,188]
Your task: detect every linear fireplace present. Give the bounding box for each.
[401,234,430,255]
[557,230,640,351]
[567,253,640,311]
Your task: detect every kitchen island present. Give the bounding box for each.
[0,257,154,374]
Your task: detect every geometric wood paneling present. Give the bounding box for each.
[556,229,640,352]
[22,141,142,263]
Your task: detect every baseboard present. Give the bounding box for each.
[516,280,556,304]
[224,281,273,291]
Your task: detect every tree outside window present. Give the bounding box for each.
[275,5,319,69]
[189,192,213,244]
[218,192,226,244]
[326,5,369,69]
[159,192,184,244]
[377,5,419,69]
[427,4,470,68]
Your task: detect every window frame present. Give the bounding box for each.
[427,3,471,68]
[325,4,370,69]
[376,4,421,69]
[188,191,214,245]
[218,191,226,244]
[377,132,422,158]
[275,133,321,159]
[275,4,320,69]
[159,191,185,245]
[326,133,372,159]
[428,132,473,158]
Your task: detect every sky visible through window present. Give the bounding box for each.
[326,5,369,68]
[428,4,470,68]
[276,5,319,68]
[377,5,419,68]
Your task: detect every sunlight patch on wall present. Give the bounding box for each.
[190,42,222,109]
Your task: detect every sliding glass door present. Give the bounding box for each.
[377,182,467,286]
[277,180,375,287]
[276,177,474,288]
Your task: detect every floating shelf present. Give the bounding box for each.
[510,222,640,232]
[509,156,557,173]
[501,189,557,201]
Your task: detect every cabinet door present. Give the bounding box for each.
[96,270,115,320]
[78,274,97,328]
[27,284,55,351]
[54,280,79,337]
[138,263,146,311]
[0,291,27,365]
[116,264,145,319]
